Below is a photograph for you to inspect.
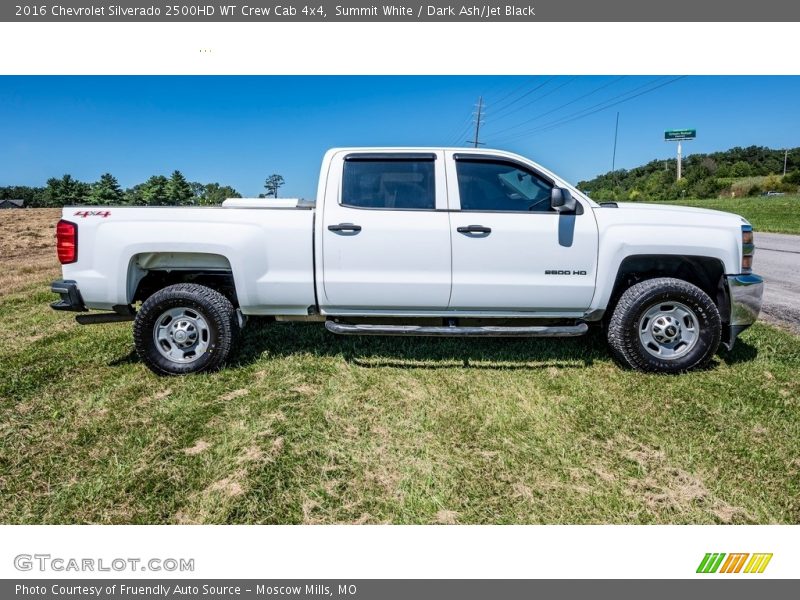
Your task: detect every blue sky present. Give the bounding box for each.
[1,75,798,198]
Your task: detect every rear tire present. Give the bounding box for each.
[133,283,238,376]
[606,277,721,373]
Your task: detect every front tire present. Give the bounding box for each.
[607,277,721,373]
[133,283,238,376]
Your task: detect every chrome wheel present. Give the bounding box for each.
[638,301,699,360]
[152,306,211,364]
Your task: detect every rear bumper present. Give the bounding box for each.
[722,273,764,350]
[50,279,87,312]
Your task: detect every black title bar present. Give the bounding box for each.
[4,0,799,22]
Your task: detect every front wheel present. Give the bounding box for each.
[133,283,239,376]
[606,277,721,373]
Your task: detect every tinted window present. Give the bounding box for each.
[456,160,553,212]
[342,160,435,210]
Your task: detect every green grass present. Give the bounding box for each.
[1,281,799,525]
[654,195,800,234]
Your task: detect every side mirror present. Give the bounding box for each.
[551,187,577,213]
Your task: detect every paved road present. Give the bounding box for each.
[754,232,800,333]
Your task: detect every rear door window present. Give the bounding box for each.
[342,158,436,210]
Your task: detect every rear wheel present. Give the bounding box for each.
[606,277,721,373]
[133,283,238,376]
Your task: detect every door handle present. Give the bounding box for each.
[457,225,492,235]
[328,223,362,233]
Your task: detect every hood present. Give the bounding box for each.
[609,202,749,224]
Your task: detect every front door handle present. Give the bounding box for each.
[457,225,492,235]
[328,223,362,233]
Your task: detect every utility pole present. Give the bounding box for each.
[784,149,789,177]
[677,140,682,180]
[470,96,484,148]
[611,112,620,188]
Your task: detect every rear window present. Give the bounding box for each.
[342,159,435,210]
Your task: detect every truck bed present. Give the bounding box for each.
[60,204,317,315]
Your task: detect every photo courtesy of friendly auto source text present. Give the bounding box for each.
[0,0,799,594]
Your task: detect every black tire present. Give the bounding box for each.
[133,283,239,376]
[606,277,721,373]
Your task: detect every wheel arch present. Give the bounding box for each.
[605,254,729,324]
[127,252,239,307]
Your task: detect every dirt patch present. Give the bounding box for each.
[435,509,459,524]
[238,445,265,463]
[270,437,285,457]
[220,389,248,402]
[618,437,752,522]
[0,209,61,296]
[183,440,211,456]
[290,384,320,396]
[593,467,617,482]
[207,472,245,497]
[302,498,321,524]
[512,482,534,500]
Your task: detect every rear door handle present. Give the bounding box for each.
[328,223,362,233]
[457,225,491,235]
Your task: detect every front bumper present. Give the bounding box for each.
[50,279,87,312]
[722,273,764,350]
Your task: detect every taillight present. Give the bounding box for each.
[741,224,754,273]
[56,220,77,264]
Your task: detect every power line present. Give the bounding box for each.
[491,77,668,144]
[484,77,536,109]
[493,76,685,145]
[489,77,556,120]
[490,77,564,123]
[486,77,545,114]
[489,76,625,137]
[444,110,475,146]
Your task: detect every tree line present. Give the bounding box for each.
[578,145,800,202]
[0,171,286,207]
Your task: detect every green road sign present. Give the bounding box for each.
[665,129,696,141]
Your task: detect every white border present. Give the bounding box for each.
[1,525,796,579]
[0,22,798,75]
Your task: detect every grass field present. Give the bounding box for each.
[1,209,799,524]
[655,195,800,234]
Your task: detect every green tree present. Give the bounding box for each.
[200,183,241,206]
[264,174,285,198]
[41,174,90,206]
[785,169,800,185]
[0,185,45,207]
[167,170,194,205]
[730,161,753,177]
[140,175,169,206]
[123,183,146,205]
[86,173,124,205]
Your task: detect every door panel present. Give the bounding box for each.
[321,151,452,310]
[446,152,598,311]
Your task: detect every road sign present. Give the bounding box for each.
[665,129,696,141]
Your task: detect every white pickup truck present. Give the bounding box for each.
[51,147,764,375]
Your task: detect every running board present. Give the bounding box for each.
[325,321,589,338]
[76,312,135,325]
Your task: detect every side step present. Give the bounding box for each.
[325,321,589,338]
[76,313,135,325]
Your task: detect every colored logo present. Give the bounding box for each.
[697,553,773,574]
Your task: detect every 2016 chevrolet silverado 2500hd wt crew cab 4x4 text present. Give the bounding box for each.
[50,148,764,375]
